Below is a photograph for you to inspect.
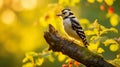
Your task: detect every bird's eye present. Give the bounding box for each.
[62,12,67,14]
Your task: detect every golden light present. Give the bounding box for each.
[11,0,23,11]
[1,9,16,24]
[19,28,40,51]
[97,0,103,3]
[58,53,66,62]
[21,0,37,10]
[110,14,119,26]
[0,0,3,9]
[109,44,119,52]
[4,40,18,54]
[87,0,95,3]
[105,0,114,6]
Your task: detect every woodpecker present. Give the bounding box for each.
[57,8,89,47]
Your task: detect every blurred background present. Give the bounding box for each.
[0,0,120,67]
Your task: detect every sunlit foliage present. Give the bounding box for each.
[0,0,120,67]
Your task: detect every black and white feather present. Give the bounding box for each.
[57,8,89,47]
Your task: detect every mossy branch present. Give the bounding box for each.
[44,24,115,67]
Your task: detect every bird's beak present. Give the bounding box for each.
[56,14,62,16]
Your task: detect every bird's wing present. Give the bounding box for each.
[70,18,88,47]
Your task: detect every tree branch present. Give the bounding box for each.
[44,24,115,67]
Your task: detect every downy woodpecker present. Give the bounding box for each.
[57,8,89,47]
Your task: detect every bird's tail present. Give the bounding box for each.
[83,40,89,48]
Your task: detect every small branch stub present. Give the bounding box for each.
[44,24,115,67]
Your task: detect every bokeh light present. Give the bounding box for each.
[87,0,95,3]
[21,0,37,10]
[97,0,103,3]
[0,0,3,9]
[110,14,119,26]
[11,0,23,11]
[105,0,114,6]
[1,9,16,24]
[109,44,119,52]
[0,0,120,67]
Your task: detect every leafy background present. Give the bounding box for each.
[0,0,120,67]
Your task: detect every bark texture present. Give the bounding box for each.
[44,24,115,67]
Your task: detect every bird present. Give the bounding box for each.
[56,8,89,47]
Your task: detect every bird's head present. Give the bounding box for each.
[57,8,74,19]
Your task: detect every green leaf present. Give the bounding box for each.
[109,44,119,52]
[97,0,103,3]
[22,63,34,67]
[88,42,99,52]
[109,28,118,33]
[87,0,95,3]
[90,36,97,41]
[48,54,55,62]
[105,0,114,6]
[97,47,104,53]
[100,27,118,35]
[110,14,119,26]
[112,56,120,66]
[40,51,51,58]
[65,58,72,63]
[35,58,44,66]
[103,39,117,46]
[58,53,66,62]
[85,30,96,35]
[22,57,29,63]
[26,52,38,57]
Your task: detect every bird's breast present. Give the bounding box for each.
[63,19,80,40]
